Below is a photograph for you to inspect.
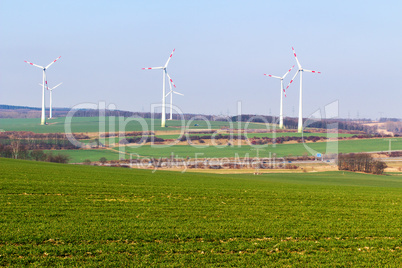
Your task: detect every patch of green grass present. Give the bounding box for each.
[47,137,402,163]
[0,117,269,133]
[44,149,123,163]
[157,132,354,140]
[245,132,354,138]
[0,158,401,266]
[116,138,402,159]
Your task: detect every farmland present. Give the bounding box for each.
[2,116,385,164]
[121,138,402,158]
[0,117,270,134]
[0,158,401,266]
[55,137,402,163]
[44,149,122,163]
[157,131,354,140]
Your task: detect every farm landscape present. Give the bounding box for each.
[1,158,401,266]
[1,1,402,267]
[1,113,402,266]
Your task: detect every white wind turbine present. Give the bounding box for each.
[165,73,184,120]
[39,82,62,119]
[284,47,321,133]
[264,65,295,129]
[142,49,175,127]
[25,56,61,125]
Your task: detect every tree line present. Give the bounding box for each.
[337,153,387,175]
[0,146,69,164]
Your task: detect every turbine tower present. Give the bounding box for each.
[25,56,61,125]
[285,47,320,133]
[165,73,183,120]
[39,82,62,119]
[142,49,175,127]
[264,65,295,129]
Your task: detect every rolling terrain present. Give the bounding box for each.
[0,158,401,266]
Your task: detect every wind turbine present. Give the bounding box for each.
[264,65,295,129]
[39,82,62,119]
[142,49,175,127]
[25,56,61,125]
[284,47,321,133]
[165,73,183,120]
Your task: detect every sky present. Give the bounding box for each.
[1,0,401,120]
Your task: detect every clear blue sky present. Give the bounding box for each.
[1,0,401,119]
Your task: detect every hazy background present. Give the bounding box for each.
[1,0,401,119]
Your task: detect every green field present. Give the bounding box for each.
[2,117,400,164]
[157,132,354,140]
[0,158,401,266]
[45,149,122,163]
[116,138,402,159]
[55,138,402,163]
[0,117,270,134]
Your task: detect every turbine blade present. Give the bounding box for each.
[166,72,176,88]
[164,48,175,68]
[168,79,173,91]
[52,82,63,90]
[303,69,321,74]
[282,65,295,79]
[292,47,302,69]
[164,71,174,93]
[264,74,281,79]
[165,90,172,98]
[142,66,164,70]
[173,91,184,96]
[24,60,43,69]
[44,72,49,90]
[45,56,61,69]
[284,69,300,95]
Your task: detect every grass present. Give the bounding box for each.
[113,138,402,159]
[0,158,401,266]
[157,132,354,140]
[54,137,402,163]
[244,132,354,138]
[0,117,269,134]
[45,149,122,163]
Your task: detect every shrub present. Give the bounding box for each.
[31,150,47,161]
[99,157,107,165]
[47,152,70,164]
[83,159,92,165]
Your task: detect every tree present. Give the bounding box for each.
[31,150,47,161]
[47,152,70,164]
[83,159,92,165]
[373,161,387,175]
[99,157,107,165]
[338,153,387,175]
[10,134,21,159]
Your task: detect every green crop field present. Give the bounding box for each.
[0,158,401,266]
[55,138,402,163]
[45,149,122,163]
[157,132,354,140]
[0,117,270,134]
[115,138,402,159]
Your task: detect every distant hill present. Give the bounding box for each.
[0,104,218,121]
[0,104,71,111]
[0,104,41,111]
[1,104,395,133]
[0,104,74,119]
